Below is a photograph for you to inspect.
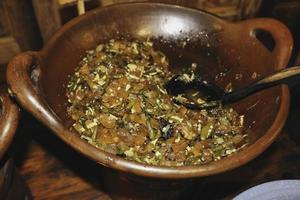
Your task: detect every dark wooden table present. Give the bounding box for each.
[11,86,300,200]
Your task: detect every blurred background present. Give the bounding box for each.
[0,0,299,66]
[1,1,300,199]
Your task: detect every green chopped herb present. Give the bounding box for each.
[66,39,247,166]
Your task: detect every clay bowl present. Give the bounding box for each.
[6,2,292,197]
[0,87,19,165]
[0,86,31,200]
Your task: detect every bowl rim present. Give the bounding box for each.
[8,2,293,179]
[0,86,19,160]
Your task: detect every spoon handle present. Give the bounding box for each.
[222,66,300,104]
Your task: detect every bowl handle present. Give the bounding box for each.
[239,18,293,69]
[0,87,19,159]
[6,52,64,134]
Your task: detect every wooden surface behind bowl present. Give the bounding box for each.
[6,3,293,179]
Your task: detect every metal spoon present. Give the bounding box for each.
[165,66,300,109]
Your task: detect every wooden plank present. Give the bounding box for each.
[0,0,42,50]
[0,36,20,64]
[59,0,97,8]
[100,0,114,6]
[19,141,111,200]
[15,116,300,199]
[295,51,300,66]
[77,0,86,15]
[59,0,78,6]
[205,6,239,18]
[0,21,7,37]
[14,115,112,200]
[238,0,263,19]
[100,0,203,9]
[0,64,7,84]
[32,0,62,42]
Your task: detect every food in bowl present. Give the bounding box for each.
[66,39,247,166]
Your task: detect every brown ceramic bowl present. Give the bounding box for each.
[0,86,31,200]
[0,87,19,161]
[6,3,293,180]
